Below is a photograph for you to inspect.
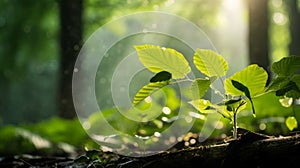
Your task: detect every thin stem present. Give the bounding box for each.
[184,74,194,81]
[233,111,238,140]
[170,75,194,85]
[173,78,194,83]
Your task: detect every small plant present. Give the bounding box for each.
[267,56,300,131]
[132,44,269,139]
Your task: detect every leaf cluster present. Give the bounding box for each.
[267,56,300,99]
[266,56,300,131]
[133,45,269,121]
[132,44,300,133]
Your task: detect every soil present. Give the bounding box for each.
[1,129,300,168]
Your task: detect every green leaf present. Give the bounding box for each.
[190,78,211,99]
[188,99,214,113]
[272,56,300,76]
[285,90,300,99]
[134,45,191,79]
[150,71,172,83]
[231,80,255,114]
[285,116,298,131]
[194,49,228,77]
[266,77,290,92]
[226,105,233,112]
[188,100,232,119]
[224,99,247,113]
[224,98,242,106]
[275,81,300,98]
[267,74,300,99]
[231,80,251,98]
[133,81,169,106]
[225,64,268,97]
[291,74,300,89]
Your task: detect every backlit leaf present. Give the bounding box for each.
[285,116,298,131]
[133,81,169,106]
[135,45,191,79]
[190,78,211,99]
[225,64,268,97]
[194,49,228,77]
[188,99,214,113]
[189,100,231,119]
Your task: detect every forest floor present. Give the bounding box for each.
[1,129,300,168]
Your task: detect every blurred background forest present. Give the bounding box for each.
[0,0,300,156]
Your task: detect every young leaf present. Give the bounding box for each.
[271,56,300,76]
[231,80,255,114]
[225,98,241,112]
[231,80,251,98]
[224,98,242,106]
[225,64,268,97]
[190,78,211,99]
[133,81,169,106]
[134,45,191,79]
[194,49,228,77]
[188,100,231,119]
[150,71,172,83]
[285,116,298,131]
[224,99,247,113]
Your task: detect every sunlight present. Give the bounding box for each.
[165,0,175,7]
[215,0,248,72]
[272,0,283,8]
[223,0,242,11]
[273,12,287,25]
[162,106,171,115]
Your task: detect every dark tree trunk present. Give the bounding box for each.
[59,0,83,119]
[286,0,300,56]
[248,0,270,77]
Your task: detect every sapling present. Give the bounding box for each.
[132,44,268,139]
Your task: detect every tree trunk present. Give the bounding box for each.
[286,0,300,56]
[59,0,83,119]
[248,0,270,79]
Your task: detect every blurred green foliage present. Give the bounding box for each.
[0,118,99,156]
[269,0,290,62]
[1,91,298,156]
[0,0,222,125]
[0,0,59,125]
